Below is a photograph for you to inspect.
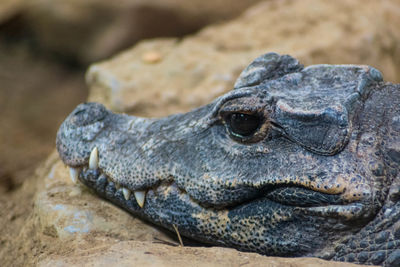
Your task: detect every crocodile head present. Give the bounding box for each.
[56,53,400,265]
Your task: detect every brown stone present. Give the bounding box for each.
[87,0,400,117]
[142,51,163,64]
[23,0,262,64]
[0,0,23,23]
[38,240,367,267]
[35,152,174,243]
[0,43,87,193]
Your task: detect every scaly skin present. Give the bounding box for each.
[56,53,400,266]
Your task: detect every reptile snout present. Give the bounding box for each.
[69,102,108,127]
[56,102,110,167]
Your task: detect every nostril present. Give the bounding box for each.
[70,102,108,126]
[73,109,86,116]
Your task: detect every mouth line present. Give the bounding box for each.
[69,165,147,209]
[66,147,363,217]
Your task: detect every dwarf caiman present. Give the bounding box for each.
[56,53,400,266]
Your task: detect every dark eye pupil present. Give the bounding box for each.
[228,113,260,137]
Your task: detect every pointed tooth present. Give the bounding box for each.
[134,190,146,208]
[115,183,121,190]
[89,147,99,169]
[122,188,131,201]
[69,167,80,184]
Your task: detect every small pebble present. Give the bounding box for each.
[142,51,162,64]
[69,187,82,197]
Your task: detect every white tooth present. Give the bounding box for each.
[69,167,80,184]
[122,188,131,200]
[115,183,121,190]
[134,190,146,208]
[89,147,99,169]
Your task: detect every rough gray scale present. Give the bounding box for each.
[56,53,400,266]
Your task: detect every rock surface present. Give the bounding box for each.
[0,0,23,23]
[38,240,364,267]
[23,0,261,64]
[0,44,87,193]
[35,152,173,243]
[87,0,400,116]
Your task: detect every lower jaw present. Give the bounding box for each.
[67,164,375,259]
[69,162,370,224]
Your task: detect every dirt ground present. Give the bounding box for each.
[0,39,87,264]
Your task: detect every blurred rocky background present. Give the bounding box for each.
[0,0,261,195]
[0,0,399,266]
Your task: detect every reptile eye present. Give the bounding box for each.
[226,113,261,137]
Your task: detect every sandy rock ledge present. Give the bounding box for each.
[23,0,261,64]
[87,0,400,116]
[39,240,365,267]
